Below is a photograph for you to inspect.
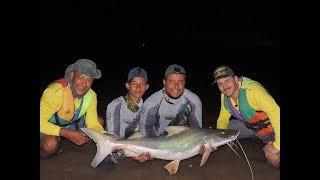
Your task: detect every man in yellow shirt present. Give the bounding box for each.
[40,59,116,158]
[213,65,280,168]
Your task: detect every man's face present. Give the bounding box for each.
[163,73,186,99]
[125,77,149,102]
[216,76,237,97]
[70,71,93,97]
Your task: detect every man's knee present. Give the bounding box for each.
[40,135,59,157]
[228,120,256,139]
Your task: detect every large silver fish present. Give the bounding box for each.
[81,126,239,175]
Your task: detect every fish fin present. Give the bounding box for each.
[200,146,212,166]
[81,128,113,168]
[164,160,181,175]
[165,126,190,136]
[127,132,143,139]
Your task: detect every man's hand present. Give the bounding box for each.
[199,144,216,155]
[132,152,154,163]
[103,133,120,153]
[61,129,90,145]
[104,133,118,141]
[264,141,280,168]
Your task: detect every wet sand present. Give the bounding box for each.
[40,137,280,180]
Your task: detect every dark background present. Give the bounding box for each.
[40,1,280,128]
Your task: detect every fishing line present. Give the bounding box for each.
[236,139,255,180]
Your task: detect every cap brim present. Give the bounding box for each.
[211,74,231,85]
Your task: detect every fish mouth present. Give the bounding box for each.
[232,131,240,141]
[226,130,240,142]
[234,130,240,138]
[222,129,240,139]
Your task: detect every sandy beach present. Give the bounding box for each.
[40,133,279,180]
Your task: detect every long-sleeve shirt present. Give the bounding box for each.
[216,81,280,150]
[106,96,143,138]
[139,88,202,137]
[40,82,107,136]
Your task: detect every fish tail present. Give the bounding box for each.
[80,128,114,168]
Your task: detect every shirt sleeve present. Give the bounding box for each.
[216,93,232,129]
[247,83,280,150]
[40,84,63,136]
[189,94,203,128]
[106,101,118,136]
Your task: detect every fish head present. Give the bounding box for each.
[205,129,240,148]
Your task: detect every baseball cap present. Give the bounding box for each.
[164,64,186,78]
[213,65,235,83]
[65,59,101,79]
[127,67,148,82]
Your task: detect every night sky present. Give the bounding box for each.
[40,1,280,127]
